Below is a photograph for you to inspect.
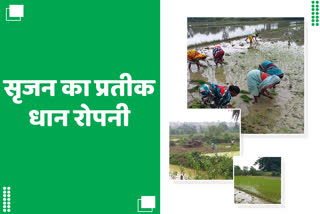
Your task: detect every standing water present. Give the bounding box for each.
[234,188,271,204]
[187,20,304,134]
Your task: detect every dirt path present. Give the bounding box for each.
[234,188,271,204]
[170,146,215,154]
[170,145,234,154]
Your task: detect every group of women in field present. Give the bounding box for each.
[187,45,226,69]
[188,33,284,108]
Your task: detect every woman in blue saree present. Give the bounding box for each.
[258,61,284,79]
[199,83,240,108]
[247,69,281,103]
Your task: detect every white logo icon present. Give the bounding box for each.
[6,5,24,22]
[137,196,155,213]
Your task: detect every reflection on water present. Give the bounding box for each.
[187,21,302,47]
[187,35,304,133]
[189,65,227,84]
[234,188,271,204]
[215,66,227,83]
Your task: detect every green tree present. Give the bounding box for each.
[243,166,249,176]
[234,165,242,176]
[207,125,216,138]
[233,123,240,132]
[249,166,258,176]
[223,132,231,142]
[216,124,226,136]
[231,110,240,121]
[254,157,281,172]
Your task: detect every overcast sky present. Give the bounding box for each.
[234,156,260,170]
[169,109,239,123]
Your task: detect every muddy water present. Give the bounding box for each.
[188,21,303,47]
[187,25,304,134]
[234,188,271,204]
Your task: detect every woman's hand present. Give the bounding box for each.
[262,92,273,99]
[261,89,273,99]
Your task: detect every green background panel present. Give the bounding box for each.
[0,0,160,213]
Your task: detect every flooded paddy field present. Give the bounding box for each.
[234,176,281,204]
[234,188,271,204]
[187,21,304,134]
[188,20,303,47]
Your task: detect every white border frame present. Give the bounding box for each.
[169,109,242,184]
[233,156,285,208]
[6,8,22,22]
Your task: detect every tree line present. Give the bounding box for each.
[170,123,239,135]
[234,157,281,177]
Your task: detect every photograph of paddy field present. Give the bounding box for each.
[234,157,282,204]
[187,17,304,134]
[169,110,240,180]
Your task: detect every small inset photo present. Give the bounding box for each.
[234,156,282,205]
[169,110,240,181]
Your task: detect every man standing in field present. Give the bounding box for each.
[212,142,215,151]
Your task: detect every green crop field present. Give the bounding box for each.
[234,176,281,204]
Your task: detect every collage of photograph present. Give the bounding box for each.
[169,17,304,207]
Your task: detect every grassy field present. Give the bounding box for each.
[234,176,281,204]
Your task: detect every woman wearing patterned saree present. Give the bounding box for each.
[258,61,284,79]
[247,69,281,103]
[199,83,240,108]
[187,49,207,70]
